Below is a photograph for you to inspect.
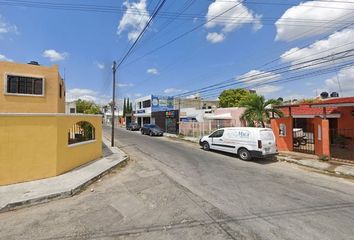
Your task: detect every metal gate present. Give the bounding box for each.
[293,126,315,154]
[165,118,177,134]
[330,128,354,161]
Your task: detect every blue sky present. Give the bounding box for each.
[1,0,354,105]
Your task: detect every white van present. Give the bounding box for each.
[199,127,278,161]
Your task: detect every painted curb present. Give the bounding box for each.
[277,156,354,177]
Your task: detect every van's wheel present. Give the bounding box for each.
[238,148,251,161]
[149,131,153,136]
[202,142,210,151]
[141,130,144,135]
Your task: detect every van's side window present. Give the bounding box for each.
[210,129,224,138]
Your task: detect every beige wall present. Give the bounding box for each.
[0,61,65,113]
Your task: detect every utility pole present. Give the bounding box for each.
[111,61,117,147]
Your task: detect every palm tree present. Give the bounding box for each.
[240,94,283,127]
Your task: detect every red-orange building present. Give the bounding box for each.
[271,97,354,161]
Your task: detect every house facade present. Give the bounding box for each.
[271,97,354,161]
[0,61,65,113]
[0,61,102,186]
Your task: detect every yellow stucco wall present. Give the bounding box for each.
[0,61,65,113]
[56,115,102,175]
[0,114,102,186]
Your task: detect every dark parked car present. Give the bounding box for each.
[126,123,140,131]
[141,124,164,136]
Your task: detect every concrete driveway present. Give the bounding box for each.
[1,126,354,240]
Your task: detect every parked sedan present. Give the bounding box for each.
[126,123,140,131]
[141,124,164,136]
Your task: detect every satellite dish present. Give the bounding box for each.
[320,92,329,99]
[330,92,339,98]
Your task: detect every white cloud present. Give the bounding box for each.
[96,62,105,69]
[280,28,354,69]
[164,88,183,94]
[117,83,134,87]
[324,66,354,96]
[253,85,283,95]
[186,94,199,99]
[67,88,98,102]
[134,93,142,97]
[117,0,150,42]
[0,54,13,62]
[236,70,281,84]
[206,32,225,43]
[205,0,262,43]
[0,15,18,35]
[235,70,282,97]
[42,49,68,62]
[147,68,159,75]
[275,0,354,41]
[66,88,111,105]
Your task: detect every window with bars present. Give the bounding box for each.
[68,121,95,145]
[6,75,44,95]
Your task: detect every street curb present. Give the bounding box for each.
[0,141,129,214]
[276,155,354,178]
[164,133,199,144]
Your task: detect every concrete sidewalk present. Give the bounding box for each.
[0,137,128,213]
[277,152,354,177]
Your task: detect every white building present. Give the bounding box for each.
[65,101,76,114]
[135,95,175,127]
[135,95,153,127]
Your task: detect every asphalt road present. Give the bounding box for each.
[108,127,354,240]
[1,126,354,240]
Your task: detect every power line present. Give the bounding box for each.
[200,61,354,99]
[174,49,354,97]
[121,0,244,68]
[2,0,354,15]
[115,0,167,69]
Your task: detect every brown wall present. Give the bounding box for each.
[0,61,65,113]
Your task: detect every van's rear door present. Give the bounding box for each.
[259,129,277,154]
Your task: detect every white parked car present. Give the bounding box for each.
[199,127,278,161]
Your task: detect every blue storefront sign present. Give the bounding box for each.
[137,109,145,114]
[151,95,174,112]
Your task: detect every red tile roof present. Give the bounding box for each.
[280,104,339,116]
[311,97,354,105]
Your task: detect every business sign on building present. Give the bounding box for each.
[151,95,174,112]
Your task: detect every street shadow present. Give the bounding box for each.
[102,143,113,157]
[200,147,278,165]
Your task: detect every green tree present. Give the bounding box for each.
[76,99,101,114]
[219,89,251,108]
[129,102,133,113]
[126,98,130,114]
[240,94,283,127]
[123,98,126,117]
